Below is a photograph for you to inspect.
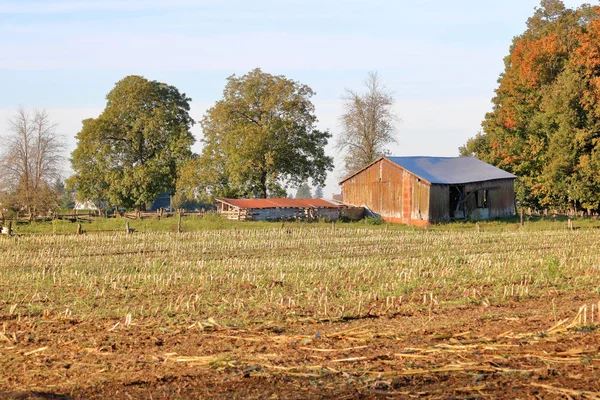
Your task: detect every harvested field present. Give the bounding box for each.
[1,226,600,398]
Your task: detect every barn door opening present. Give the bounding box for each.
[449,185,465,219]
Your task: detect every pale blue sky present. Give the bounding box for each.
[0,0,591,196]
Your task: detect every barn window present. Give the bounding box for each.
[476,190,489,208]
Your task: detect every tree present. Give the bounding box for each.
[0,108,64,215]
[314,185,324,199]
[295,182,312,199]
[69,75,195,210]
[461,0,599,211]
[192,68,333,199]
[336,72,399,178]
[53,179,75,209]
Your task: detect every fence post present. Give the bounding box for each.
[178,212,182,233]
[520,208,524,227]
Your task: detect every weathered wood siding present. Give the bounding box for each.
[342,159,515,225]
[429,184,450,222]
[410,175,430,223]
[221,207,344,221]
[341,159,430,225]
[463,179,515,220]
[343,159,402,221]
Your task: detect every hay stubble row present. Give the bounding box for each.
[1,226,600,398]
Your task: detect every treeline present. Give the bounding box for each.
[0,69,398,215]
[461,0,600,213]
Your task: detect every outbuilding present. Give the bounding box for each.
[340,156,516,226]
[216,197,348,221]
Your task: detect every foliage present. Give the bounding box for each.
[53,179,75,210]
[69,75,195,210]
[314,185,324,199]
[295,182,312,198]
[171,191,199,211]
[0,108,64,215]
[461,1,600,211]
[188,68,333,200]
[364,216,384,225]
[337,72,399,178]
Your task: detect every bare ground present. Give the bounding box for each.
[2,293,600,399]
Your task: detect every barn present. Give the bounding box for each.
[340,156,516,226]
[215,197,349,221]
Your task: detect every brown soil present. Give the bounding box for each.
[1,294,600,399]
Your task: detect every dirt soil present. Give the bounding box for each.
[2,294,600,399]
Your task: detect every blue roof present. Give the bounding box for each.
[385,156,516,184]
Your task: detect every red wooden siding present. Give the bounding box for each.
[341,159,429,226]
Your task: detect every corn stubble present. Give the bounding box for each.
[0,227,598,325]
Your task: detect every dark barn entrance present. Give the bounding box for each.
[449,185,465,219]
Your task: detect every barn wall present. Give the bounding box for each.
[341,159,430,225]
[409,174,430,224]
[429,185,450,222]
[463,179,515,220]
[342,159,403,221]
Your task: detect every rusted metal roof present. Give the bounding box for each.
[216,197,344,209]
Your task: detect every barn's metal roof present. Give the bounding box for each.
[385,156,516,184]
[216,197,344,209]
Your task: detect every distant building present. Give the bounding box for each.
[216,197,346,221]
[340,156,516,226]
[332,193,343,202]
[149,193,172,211]
[74,199,99,211]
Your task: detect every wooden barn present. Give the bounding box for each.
[340,156,516,226]
[215,197,348,221]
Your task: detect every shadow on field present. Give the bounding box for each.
[0,391,74,400]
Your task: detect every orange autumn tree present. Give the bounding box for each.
[461,0,600,211]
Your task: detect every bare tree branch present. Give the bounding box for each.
[336,72,400,178]
[0,108,65,215]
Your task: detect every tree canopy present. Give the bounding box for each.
[189,68,333,199]
[69,75,195,210]
[461,0,600,211]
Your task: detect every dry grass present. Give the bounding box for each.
[1,226,599,325]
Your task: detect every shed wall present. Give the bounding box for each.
[220,206,343,221]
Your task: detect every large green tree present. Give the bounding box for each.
[461,0,600,211]
[190,68,333,199]
[69,76,195,210]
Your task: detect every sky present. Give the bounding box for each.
[0,0,593,197]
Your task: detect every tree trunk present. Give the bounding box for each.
[259,172,268,198]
